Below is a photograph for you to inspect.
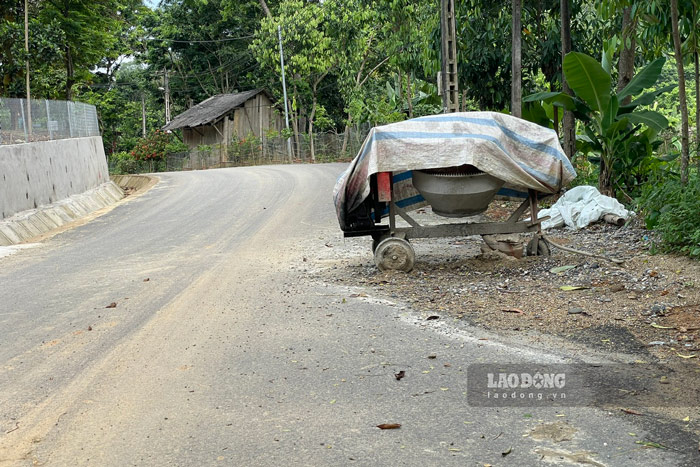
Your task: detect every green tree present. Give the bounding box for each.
[38,0,128,100]
[252,0,334,161]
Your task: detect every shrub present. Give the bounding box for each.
[110,151,142,174]
[637,172,700,258]
[165,139,188,154]
[130,129,171,161]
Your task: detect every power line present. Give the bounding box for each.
[143,34,255,44]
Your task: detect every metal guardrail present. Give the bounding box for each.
[0,97,99,145]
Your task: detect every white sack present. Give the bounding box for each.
[538,185,633,229]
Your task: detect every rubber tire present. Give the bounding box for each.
[527,236,551,256]
[373,237,416,272]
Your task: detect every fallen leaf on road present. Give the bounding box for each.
[377,423,401,430]
[683,416,690,422]
[502,308,524,314]
[394,371,405,381]
[87,326,92,331]
[635,440,667,449]
[143,278,150,282]
[676,353,697,359]
[428,355,437,359]
[502,447,512,457]
[106,302,117,308]
[621,408,643,415]
[560,286,589,291]
[650,323,675,329]
[426,315,440,320]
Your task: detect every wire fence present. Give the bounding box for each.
[109,127,372,174]
[0,97,100,145]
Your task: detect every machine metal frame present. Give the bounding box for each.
[343,172,550,270]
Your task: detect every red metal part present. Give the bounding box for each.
[377,172,392,202]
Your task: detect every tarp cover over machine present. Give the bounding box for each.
[333,112,577,271]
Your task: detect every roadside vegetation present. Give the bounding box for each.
[1,0,698,258]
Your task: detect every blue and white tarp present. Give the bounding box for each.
[334,112,576,230]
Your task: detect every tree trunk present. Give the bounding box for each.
[406,73,414,118]
[308,109,315,162]
[308,81,319,162]
[696,1,700,171]
[695,50,699,170]
[397,69,403,104]
[598,160,613,197]
[671,0,690,184]
[65,44,74,101]
[511,0,522,118]
[290,115,300,160]
[551,83,560,136]
[259,0,272,18]
[341,118,352,155]
[291,85,302,159]
[560,0,575,160]
[617,6,636,104]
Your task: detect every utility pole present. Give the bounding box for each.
[511,0,522,118]
[164,69,171,124]
[24,0,32,140]
[440,0,459,113]
[278,25,292,162]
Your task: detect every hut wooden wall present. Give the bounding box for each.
[232,94,283,139]
[181,93,284,150]
[183,121,223,148]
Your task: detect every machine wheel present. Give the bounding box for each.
[527,236,551,256]
[371,234,389,253]
[374,237,416,272]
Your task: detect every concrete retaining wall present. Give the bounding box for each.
[0,182,124,246]
[1,136,108,219]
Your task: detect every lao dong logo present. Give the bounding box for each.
[487,372,566,390]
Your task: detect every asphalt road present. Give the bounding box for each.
[0,164,697,466]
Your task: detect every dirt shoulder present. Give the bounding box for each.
[317,201,700,365]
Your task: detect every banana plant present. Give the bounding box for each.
[524,51,674,197]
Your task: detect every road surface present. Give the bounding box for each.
[0,164,697,466]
